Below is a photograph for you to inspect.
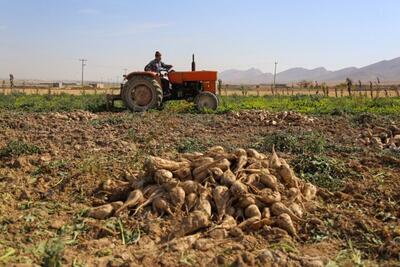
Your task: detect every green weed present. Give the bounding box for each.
[0,247,16,264]
[42,238,64,267]
[269,240,299,254]
[292,155,354,190]
[0,140,40,158]
[177,137,206,153]
[254,131,326,154]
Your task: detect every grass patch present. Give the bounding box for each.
[292,155,352,190]
[0,93,107,112]
[177,137,207,153]
[0,140,41,158]
[254,131,326,154]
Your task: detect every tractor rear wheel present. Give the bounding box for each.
[194,92,219,111]
[122,76,163,112]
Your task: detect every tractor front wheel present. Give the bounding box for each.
[194,92,219,111]
[122,76,163,112]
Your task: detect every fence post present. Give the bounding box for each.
[1,80,5,93]
[370,84,373,98]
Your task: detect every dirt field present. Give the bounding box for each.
[0,108,399,266]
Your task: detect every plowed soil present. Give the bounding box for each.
[0,110,399,266]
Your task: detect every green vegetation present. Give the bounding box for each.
[1,92,400,115]
[292,155,357,190]
[254,131,326,154]
[214,95,400,115]
[0,93,106,112]
[42,238,64,267]
[0,140,41,158]
[253,131,360,191]
[176,137,207,153]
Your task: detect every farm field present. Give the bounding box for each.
[0,93,399,266]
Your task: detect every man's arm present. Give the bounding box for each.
[161,62,173,70]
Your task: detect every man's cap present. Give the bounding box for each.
[155,51,162,57]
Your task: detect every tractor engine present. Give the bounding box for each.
[170,81,201,100]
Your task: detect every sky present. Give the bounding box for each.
[0,0,399,81]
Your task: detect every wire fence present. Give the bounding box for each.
[0,87,120,96]
[218,84,400,98]
[1,84,400,98]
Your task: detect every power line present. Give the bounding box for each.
[79,59,87,86]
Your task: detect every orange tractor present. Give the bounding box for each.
[108,55,219,111]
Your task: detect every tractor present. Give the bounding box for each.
[107,55,219,111]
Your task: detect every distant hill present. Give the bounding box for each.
[219,57,400,84]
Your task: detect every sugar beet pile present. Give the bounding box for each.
[88,146,317,238]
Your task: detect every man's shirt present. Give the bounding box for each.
[144,59,171,73]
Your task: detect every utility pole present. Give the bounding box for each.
[79,59,87,86]
[273,61,278,89]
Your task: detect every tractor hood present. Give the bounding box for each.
[168,71,217,84]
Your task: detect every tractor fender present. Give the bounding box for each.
[124,71,161,85]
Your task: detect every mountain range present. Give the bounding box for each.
[219,57,400,84]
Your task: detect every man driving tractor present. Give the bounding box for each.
[144,51,173,73]
[109,52,218,112]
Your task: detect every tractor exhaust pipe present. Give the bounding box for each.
[191,54,196,71]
